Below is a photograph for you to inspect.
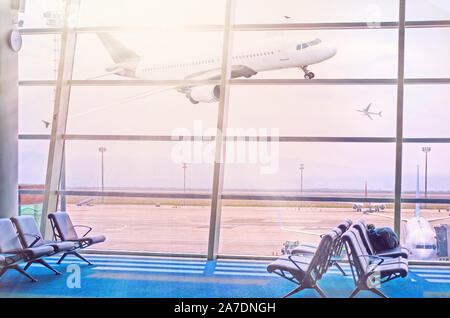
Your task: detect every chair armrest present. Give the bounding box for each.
[22,233,42,248]
[73,225,92,238]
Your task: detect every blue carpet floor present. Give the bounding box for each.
[0,254,449,298]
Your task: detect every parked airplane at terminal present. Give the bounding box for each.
[95,33,337,104]
[357,103,382,120]
[375,166,450,260]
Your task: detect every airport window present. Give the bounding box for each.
[16,0,450,265]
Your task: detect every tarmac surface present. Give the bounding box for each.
[66,202,450,258]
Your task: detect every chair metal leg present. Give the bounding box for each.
[282,285,306,298]
[57,253,68,264]
[349,286,361,298]
[14,266,37,282]
[24,262,32,271]
[73,252,93,265]
[314,284,327,298]
[333,262,347,276]
[36,259,61,275]
[0,267,7,279]
[370,288,388,298]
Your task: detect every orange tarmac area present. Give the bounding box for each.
[66,203,450,258]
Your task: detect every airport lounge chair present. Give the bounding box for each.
[291,220,352,276]
[0,219,54,282]
[48,212,106,265]
[11,216,77,275]
[353,219,409,259]
[342,227,408,298]
[267,229,339,298]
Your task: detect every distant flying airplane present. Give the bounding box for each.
[357,103,382,120]
[41,120,50,128]
[352,180,386,214]
[94,33,337,104]
[373,166,450,260]
[284,16,292,20]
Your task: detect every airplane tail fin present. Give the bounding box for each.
[97,33,140,64]
[378,111,382,117]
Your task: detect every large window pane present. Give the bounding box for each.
[78,0,226,27]
[72,31,224,81]
[66,87,219,135]
[228,85,396,137]
[63,195,210,254]
[223,143,396,194]
[19,35,61,80]
[404,85,450,138]
[405,28,450,78]
[235,0,398,24]
[19,86,55,134]
[64,141,214,190]
[406,0,450,21]
[231,29,398,79]
[218,200,394,256]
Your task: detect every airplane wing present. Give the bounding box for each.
[277,210,322,236]
[372,213,408,222]
[184,65,257,81]
[365,103,372,111]
[367,113,373,120]
[427,216,450,223]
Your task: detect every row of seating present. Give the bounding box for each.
[267,219,409,298]
[0,212,105,282]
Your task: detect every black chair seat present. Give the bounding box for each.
[291,245,317,255]
[45,241,77,253]
[377,246,409,259]
[377,257,409,278]
[78,234,106,245]
[267,255,310,281]
[22,246,54,260]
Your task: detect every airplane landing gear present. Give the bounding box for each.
[301,66,315,79]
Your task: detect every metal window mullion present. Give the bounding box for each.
[207,0,235,261]
[394,0,406,237]
[40,0,79,237]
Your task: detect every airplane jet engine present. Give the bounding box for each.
[189,85,221,104]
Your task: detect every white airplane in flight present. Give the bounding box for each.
[95,33,337,104]
[357,103,382,120]
[374,166,450,260]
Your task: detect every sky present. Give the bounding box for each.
[17,0,450,193]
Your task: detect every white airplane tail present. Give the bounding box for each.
[378,111,382,117]
[97,33,140,64]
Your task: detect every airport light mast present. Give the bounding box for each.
[422,147,431,208]
[98,147,107,204]
[299,163,304,210]
[182,163,188,207]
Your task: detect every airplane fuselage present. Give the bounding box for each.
[405,217,438,260]
[135,38,337,80]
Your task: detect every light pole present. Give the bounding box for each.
[299,163,304,210]
[422,147,431,208]
[182,163,188,207]
[98,147,107,204]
